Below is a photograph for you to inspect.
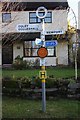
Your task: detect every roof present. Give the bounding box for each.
[2,0,68,11]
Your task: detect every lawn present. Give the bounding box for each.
[2,67,80,78]
[2,96,80,119]
[2,67,80,119]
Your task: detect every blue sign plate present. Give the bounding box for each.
[35,39,58,47]
[45,40,58,47]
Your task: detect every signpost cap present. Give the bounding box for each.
[36,6,47,19]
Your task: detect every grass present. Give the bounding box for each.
[2,96,80,119]
[2,67,80,78]
[2,67,80,119]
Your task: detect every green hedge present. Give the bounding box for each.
[2,76,72,89]
[3,76,78,98]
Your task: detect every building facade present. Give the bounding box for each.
[0,0,69,66]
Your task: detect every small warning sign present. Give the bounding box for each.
[39,70,47,79]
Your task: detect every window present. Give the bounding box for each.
[24,41,39,57]
[2,13,11,23]
[29,12,52,24]
[24,40,56,57]
[47,47,55,56]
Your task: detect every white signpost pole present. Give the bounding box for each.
[41,18,46,112]
[36,7,47,112]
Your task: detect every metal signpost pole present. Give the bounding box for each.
[41,18,46,112]
[36,7,58,112]
[36,7,47,112]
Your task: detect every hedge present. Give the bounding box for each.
[3,76,80,99]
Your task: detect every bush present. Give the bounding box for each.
[33,77,42,88]
[12,55,41,70]
[2,76,71,90]
[2,79,21,96]
[12,55,26,69]
[19,77,31,88]
[3,76,73,98]
[33,59,40,69]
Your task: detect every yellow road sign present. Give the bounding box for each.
[39,70,47,79]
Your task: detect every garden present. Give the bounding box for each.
[2,56,80,119]
[2,65,80,119]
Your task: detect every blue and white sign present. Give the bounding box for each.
[35,38,58,47]
[35,38,42,45]
[45,40,58,47]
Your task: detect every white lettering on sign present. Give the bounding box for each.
[45,30,64,35]
[16,24,42,32]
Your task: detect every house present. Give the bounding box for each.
[0,0,69,66]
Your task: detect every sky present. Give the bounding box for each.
[68,0,80,20]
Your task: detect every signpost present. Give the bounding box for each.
[16,24,42,32]
[40,59,46,66]
[36,6,47,112]
[36,6,58,112]
[35,38,42,46]
[45,40,58,47]
[37,47,48,58]
[39,70,47,79]
[45,30,64,35]
[35,39,58,47]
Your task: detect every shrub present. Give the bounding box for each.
[33,59,40,68]
[34,77,42,88]
[12,55,34,69]
[46,78,58,88]
[20,77,31,88]
[25,60,34,69]
[2,79,21,96]
[2,76,12,81]
[12,55,26,69]
[3,76,73,98]
[34,77,70,89]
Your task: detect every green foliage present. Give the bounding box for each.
[12,55,34,69]
[3,75,79,99]
[3,80,19,88]
[12,56,40,69]
[33,59,40,68]
[2,76,74,89]
[2,76,72,97]
[18,76,31,88]
[12,55,26,69]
